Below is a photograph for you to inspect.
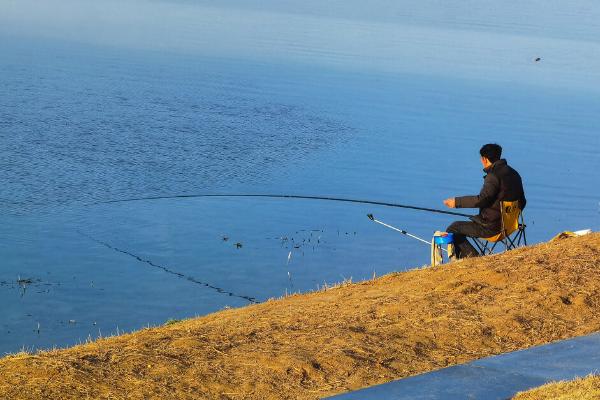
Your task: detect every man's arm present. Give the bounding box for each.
[520,193,527,210]
[454,174,500,209]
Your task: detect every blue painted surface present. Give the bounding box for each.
[329,332,600,399]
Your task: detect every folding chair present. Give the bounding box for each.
[472,200,526,256]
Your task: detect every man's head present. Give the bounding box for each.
[479,143,502,168]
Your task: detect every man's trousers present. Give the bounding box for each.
[446,220,499,259]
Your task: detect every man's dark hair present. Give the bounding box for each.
[480,143,502,163]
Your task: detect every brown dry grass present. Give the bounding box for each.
[512,374,600,399]
[0,234,599,400]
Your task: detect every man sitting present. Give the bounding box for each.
[443,143,526,259]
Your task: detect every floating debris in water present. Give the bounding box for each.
[222,236,229,242]
[235,242,243,249]
[2,277,60,298]
[17,277,33,285]
[534,57,541,62]
[78,230,258,303]
[68,319,76,324]
[17,276,35,297]
[287,251,292,265]
[287,271,293,289]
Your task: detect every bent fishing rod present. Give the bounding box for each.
[91,194,471,218]
[367,213,448,252]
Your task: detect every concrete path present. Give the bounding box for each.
[328,332,600,400]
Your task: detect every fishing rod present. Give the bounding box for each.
[92,194,471,218]
[367,213,448,252]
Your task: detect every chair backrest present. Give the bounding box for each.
[501,200,521,237]
[478,201,526,251]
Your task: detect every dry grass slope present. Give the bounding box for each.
[0,234,599,400]
[512,375,600,399]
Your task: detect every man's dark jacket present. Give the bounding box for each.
[455,159,526,230]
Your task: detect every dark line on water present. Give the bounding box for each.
[77,231,258,304]
[89,194,472,218]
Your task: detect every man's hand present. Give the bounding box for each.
[443,197,456,208]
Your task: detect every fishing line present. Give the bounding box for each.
[77,231,258,304]
[90,194,472,217]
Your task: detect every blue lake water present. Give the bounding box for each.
[1,1,599,354]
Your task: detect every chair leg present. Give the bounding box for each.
[473,239,486,255]
[506,235,517,250]
[512,230,523,248]
[512,231,526,249]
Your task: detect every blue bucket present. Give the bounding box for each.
[434,232,454,245]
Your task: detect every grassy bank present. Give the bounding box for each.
[513,374,600,399]
[1,234,599,399]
